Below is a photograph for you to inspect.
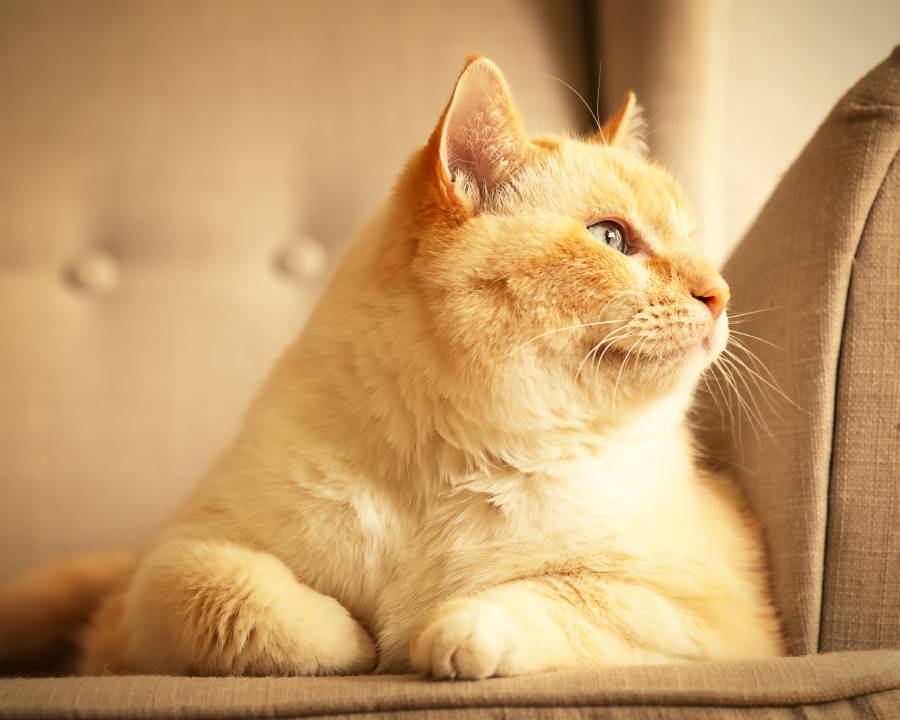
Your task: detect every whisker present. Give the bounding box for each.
[594,328,639,369]
[727,307,779,318]
[706,361,736,430]
[624,338,651,397]
[727,329,784,352]
[726,307,780,326]
[726,339,805,414]
[714,357,761,443]
[542,73,601,131]
[579,327,640,381]
[511,290,642,357]
[717,354,770,441]
[576,341,604,381]
[642,99,696,135]
[592,329,643,387]
[713,360,753,443]
[721,347,781,419]
[574,313,640,378]
[612,332,649,410]
[577,339,607,381]
[511,318,627,355]
[725,353,773,435]
[698,372,725,425]
[726,336,781,382]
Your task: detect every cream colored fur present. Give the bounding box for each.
[2,57,784,678]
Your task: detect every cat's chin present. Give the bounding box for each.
[590,316,729,380]
[644,344,709,383]
[658,317,730,373]
[637,332,726,389]
[703,317,731,367]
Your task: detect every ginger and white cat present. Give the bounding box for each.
[0,56,783,678]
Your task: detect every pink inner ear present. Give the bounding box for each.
[439,62,525,193]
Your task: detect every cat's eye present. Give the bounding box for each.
[587,220,630,255]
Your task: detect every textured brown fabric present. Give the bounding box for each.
[0,0,590,579]
[703,47,900,655]
[820,148,900,650]
[1,651,899,719]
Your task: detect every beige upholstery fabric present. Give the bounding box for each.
[2,3,899,717]
[704,48,900,655]
[821,126,900,651]
[0,0,590,579]
[1,651,899,719]
[593,1,900,267]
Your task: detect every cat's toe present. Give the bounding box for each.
[410,599,521,680]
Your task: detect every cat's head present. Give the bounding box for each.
[342,56,729,435]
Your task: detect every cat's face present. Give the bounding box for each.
[390,57,729,418]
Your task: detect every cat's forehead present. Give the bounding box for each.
[516,135,694,248]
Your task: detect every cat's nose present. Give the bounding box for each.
[692,280,730,321]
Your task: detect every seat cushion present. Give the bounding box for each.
[702,46,900,655]
[1,651,898,719]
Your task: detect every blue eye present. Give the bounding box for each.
[587,220,629,254]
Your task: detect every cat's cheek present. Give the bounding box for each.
[627,255,652,289]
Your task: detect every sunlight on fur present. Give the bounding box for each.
[0,56,783,679]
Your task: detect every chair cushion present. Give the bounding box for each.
[1,651,898,719]
[703,46,900,655]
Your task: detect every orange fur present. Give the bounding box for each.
[2,57,782,678]
[596,90,637,144]
[0,552,133,674]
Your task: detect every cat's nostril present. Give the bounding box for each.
[692,284,729,321]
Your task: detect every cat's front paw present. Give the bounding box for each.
[410,598,524,680]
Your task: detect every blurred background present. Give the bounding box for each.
[0,0,897,578]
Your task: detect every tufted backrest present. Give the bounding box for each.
[0,1,589,577]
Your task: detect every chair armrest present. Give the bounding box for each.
[702,47,900,655]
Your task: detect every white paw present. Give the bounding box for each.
[303,594,378,675]
[410,599,524,679]
[327,607,378,674]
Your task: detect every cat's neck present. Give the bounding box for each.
[263,321,695,500]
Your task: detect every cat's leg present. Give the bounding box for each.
[121,539,375,675]
[410,573,758,679]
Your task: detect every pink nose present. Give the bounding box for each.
[692,281,730,321]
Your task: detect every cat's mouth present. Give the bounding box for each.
[598,332,704,356]
[590,334,718,373]
[581,317,727,377]
[581,340,697,377]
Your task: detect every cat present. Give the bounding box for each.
[0,55,783,679]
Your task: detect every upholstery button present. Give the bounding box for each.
[65,250,119,295]
[276,236,328,282]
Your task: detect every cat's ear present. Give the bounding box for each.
[594,91,647,155]
[427,55,530,209]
